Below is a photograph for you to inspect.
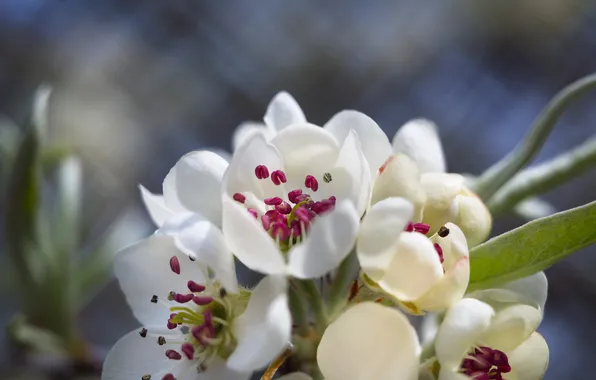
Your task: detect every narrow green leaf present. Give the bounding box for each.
[468,200,596,291]
[5,125,41,286]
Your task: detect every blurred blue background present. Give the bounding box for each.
[1,1,596,379]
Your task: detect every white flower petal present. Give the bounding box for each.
[224,133,285,200]
[480,304,543,352]
[332,129,372,216]
[159,213,238,292]
[232,121,273,151]
[435,298,494,370]
[437,368,470,380]
[222,195,286,275]
[414,256,469,312]
[288,200,359,279]
[227,275,291,372]
[176,357,251,380]
[371,153,426,221]
[101,327,183,380]
[357,197,414,278]
[392,118,446,173]
[277,373,313,380]
[420,172,465,234]
[317,302,420,380]
[139,185,175,227]
[431,223,469,272]
[169,151,228,226]
[163,164,188,214]
[507,332,549,380]
[323,110,393,175]
[378,232,444,301]
[454,190,492,247]
[263,91,306,132]
[271,123,340,193]
[469,272,548,314]
[114,235,207,326]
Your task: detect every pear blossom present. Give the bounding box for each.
[357,197,469,313]
[339,116,492,247]
[222,123,369,278]
[102,235,291,380]
[435,298,548,380]
[317,302,421,380]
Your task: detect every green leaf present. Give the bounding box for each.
[468,200,596,291]
[5,125,41,287]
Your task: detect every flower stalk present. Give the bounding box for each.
[474,73,596,201]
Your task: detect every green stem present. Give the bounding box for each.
[288,283,310,336]
[327,250,357,319]
[297,280,328,334]
[488,137,596,215]
[473,73,596,201]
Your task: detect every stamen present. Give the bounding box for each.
[271,223,290,240]
[247,208,258,219]
[255,165,270,179]
[276,201,292,214]
[158,336,166,346]
[271,170,287,185]
[323,172,332,183]
[232,193,246,203]
[162,374,176,380]
[288,189,303,204]
[405,222,414,232]
[413,223,430,235]
[139,328,148,338]
[142,375,151,380]
[169,256,181,275]
[173,293,194,304]
[305,175,319,191]
[187,280,206,293]
[165,349,182,360]
[438,226,450,237]
[193,296,214,305]
[219,288,227,298]
[460,346,511,379]
[181,343,195,360]
[151,295,158,304]
[434,243,445,264]
[264,197,283,206]
[294,206,312,223]
[261,213,272,230]
[189,255,196,261]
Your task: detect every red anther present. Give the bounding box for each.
[192,325,213,346]
[305,175,319,191]
[271,222,290,240]
[181,343,195,360]
[233,193,246,203]
[247,208,258,218]
[192,295,214,305]
[404,222,414,232]
[265,210,286,223]
[288,189,303,204]
[173,293,194,304]
[271,170,287,185]
[167,321,178,330]
[187,280,206,293]
[203,309,213,327]
[276,201,292,214]
[261,214,272,230]
[413,223,431,235]
[310,198,335,214]
[289,220,302,237]
[294,206,312,223]
[169,256,181,275]
[264,197,283,206]
[434,243,444,264]
[162,374,176,380]
[165,349,182,360]
[255,165,270,179]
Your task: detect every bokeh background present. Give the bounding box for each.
[1,1,596,379]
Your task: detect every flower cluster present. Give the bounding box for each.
[102,92,549,380]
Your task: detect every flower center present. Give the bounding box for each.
[461,346,511,380]
[233,165,337,252]
[140,256,248,380]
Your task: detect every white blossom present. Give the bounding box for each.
[102,236,291,380]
